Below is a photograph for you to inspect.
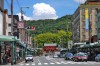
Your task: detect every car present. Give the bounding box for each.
[25,55,34,62]
[72,53,88,62]
[64,52,73,60]
[95,54,100,62]
[53,52,60,58]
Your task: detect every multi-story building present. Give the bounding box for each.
[96,8,100,40]
[0,0,4,64]
[73,0,100,43]
[0,0,4,35]
[8,15,19,38]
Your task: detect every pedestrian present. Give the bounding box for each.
[2,54,5,64]
[5,54,8,64]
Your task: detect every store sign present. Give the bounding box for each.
[0,11,3,35]
[18,22,24,28]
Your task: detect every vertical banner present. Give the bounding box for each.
[85,8,89,30]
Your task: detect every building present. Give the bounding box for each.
[72,1,100,43]
[0,0,4,64]
[96,8,100,40]
[0,0,4,35]
[8,15,19,38]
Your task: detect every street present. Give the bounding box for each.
[13,56,100,66]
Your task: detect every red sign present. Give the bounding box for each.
[18,22,24,28]
[44,46,56,51]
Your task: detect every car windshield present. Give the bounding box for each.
[78,54,86,56]
[26,55,33,57]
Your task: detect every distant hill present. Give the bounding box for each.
[26,15,73,36]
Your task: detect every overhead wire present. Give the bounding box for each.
[5,0,11,11]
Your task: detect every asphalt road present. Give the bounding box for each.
[5,56,100,66]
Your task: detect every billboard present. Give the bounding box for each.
[17,22,24,28]
[0,11,3,35]
[85,8,89,30]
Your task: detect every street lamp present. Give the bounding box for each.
[19,7,30,56]
[21,7,30,21]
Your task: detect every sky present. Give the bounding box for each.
[4,0,86,20]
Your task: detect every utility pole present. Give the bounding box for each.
[11,0,15,65]
[11,0,13,34]
[20,7,29,56]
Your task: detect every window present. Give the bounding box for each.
[98,28,100,33]
[8,23,11,27]
[98,16,100,22]
[8,32,12,36]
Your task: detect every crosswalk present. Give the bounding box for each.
[18,62,100,66]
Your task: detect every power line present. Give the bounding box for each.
[5,0,11,11]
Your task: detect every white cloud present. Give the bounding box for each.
[32,3,58,20]
[17,13,32,21]
[74,0,86,4]
[17,3,58,20]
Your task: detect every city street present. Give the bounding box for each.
[12,56,100,66]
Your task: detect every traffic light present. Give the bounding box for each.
[31,26,35,30]
[27,26,35,30]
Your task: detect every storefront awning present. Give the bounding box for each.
[0,35,17,41]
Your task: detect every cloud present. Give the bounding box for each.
[74,0,86,4]
[32,3,58,20]
[17,13,32,21]
[17,3,58,20]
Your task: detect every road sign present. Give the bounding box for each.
[18,22,24,28]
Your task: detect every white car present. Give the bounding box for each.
[53,54,59,58]
[25,55,33,62]
[53,52,60,58]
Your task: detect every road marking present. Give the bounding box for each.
[50,63,55,64]
[32,63,35,65]
[38,63,42,65]
[44,63,48,65]
[20,64,24,65]
[56,62,61,64]
[26,64,30,65]
[38,58,42,65]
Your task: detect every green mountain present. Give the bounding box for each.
[26,15,73,36]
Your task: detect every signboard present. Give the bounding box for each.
[17,22,24,28]
[85,8,89,30]
[0,11,3,35]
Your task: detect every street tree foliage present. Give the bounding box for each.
[33,30,72,48]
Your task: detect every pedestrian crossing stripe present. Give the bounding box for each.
[19,62,100,65]
[50,63,55,64]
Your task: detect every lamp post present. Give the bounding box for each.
[19,7,29,56]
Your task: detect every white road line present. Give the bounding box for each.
[32,63,35,65]
[50,63,55,64]
[26,64,30,65]
[44,63,48,65]
[38,58,42,65]
[56,62,61,64]
[20,64,24,65]
[38,63,42,65]
[63,62,68,64]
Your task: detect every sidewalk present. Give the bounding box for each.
[0,61,25,66]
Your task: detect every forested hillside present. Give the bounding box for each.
[26,15,73,36]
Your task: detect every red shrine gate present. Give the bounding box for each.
[43,44,58,52]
